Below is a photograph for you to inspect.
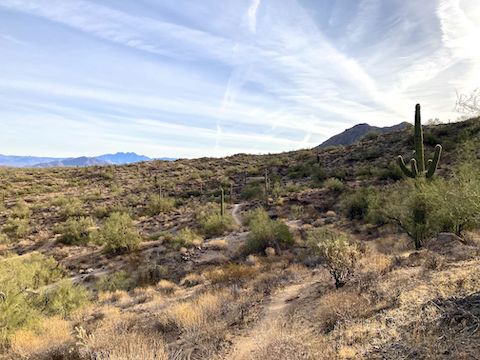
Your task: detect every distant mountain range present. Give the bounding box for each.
[318,122,410,149]
[0,152,175,168]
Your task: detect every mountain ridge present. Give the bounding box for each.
[318,122,411,149]
[0,152,171,168]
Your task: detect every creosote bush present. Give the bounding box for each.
[97,212,141,253]
[0,253,88,346]
[171,227,203,249]
[96,271,132,292]
[198,203,237,237]
[146,194,175,216]
[244,208,293,254]
[54,217,96,245]
[307,227,360,288]
[323,177,344,192]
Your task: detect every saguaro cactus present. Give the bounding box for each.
[397,104,442,179]
[220,187,225,217]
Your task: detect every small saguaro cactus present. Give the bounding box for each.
[220,187,225,217]
[397,104,442,179]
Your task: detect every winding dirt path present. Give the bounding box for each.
[229,277,315,360]
[232,203,244,227]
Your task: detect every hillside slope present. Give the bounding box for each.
[0,117,479,359]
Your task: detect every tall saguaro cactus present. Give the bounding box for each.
[397,104,442,179]
[220,187,225,217]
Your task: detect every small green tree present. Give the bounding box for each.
[97,212,141,253]
[245,208,292,254]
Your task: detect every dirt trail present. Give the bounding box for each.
[232,203,244,227]
[229,278,315,360]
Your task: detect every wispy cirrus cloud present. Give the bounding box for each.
[0,0,478,158]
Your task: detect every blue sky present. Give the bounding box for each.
[0,0,479,158]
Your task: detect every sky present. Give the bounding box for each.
[0,0,479,158]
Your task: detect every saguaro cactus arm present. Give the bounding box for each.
[397,155,416,178]
[426,144,442,179]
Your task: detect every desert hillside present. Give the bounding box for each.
[1,117,480,359]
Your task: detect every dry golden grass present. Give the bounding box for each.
[162,290,230,333]
[206,238,229,250]
[204,263,259,285]
[180,272,205,287]
[95,333,169,360]
[155,279,178,295]
[10,317,73,358]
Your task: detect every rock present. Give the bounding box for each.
[179,247,188,255]
[265,247,276,257]
[246,255,258,265]
[325,210,337,218]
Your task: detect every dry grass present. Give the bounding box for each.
[206,238,229,250]
[10,317,73,358]
[162,290,230,333]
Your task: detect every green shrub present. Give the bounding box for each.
[200,213,237,237]
[245,208,293,254]
[376,162,404,181]
[171,227,203,249]
[59,197,84,219]
[96,271,132,292]
[146,195,175,216]
[323,178,344,192]
[340,188,372,220]
[290,205,305,220]
[11,200,32,219]
[369,180,439,248]
[0,253,66,343]
[97,212,141,253]
[307,227,360,288]
[54,217,96,245]
[3,217,30,238]
[43,280,90,317]
[428,159,480,235]
[198,203,237,237]
[241,184,263,200]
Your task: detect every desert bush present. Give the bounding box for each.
[198,203,237,237]
[340,187,373,220]
[323,177,344,192]
[96,271,132,292]
[241,183,263,200]
[290,205,305,220]
[54,217,96,245]
[0,253,67,344]
[132,264,168,287]
[43,280,90,317]
[97,212,141,253]
[171,227,203,249]
[368,179,439,248]
[146,195,175,216]
[2,217,31,239]
[205,263,257,286]
[11,200,32,219]
[376,162,404,181]
[428,159,480,235]
[58,197,84,219]
[307,227,360,288]
[244,208,293,254]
